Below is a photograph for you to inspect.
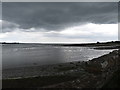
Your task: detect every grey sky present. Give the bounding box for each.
[1,0,120,2]
[2,2,118,32]
[0,2,118,43]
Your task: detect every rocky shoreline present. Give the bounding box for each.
[2,49,120,88]
[42,50,120,88]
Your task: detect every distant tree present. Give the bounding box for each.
[97,41,100,44]
[3,42,6,44]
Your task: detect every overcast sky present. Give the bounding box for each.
[0,2,118,43]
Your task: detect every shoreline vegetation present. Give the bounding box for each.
[2,41,120,89]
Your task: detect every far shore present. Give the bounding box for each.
[1,41,120,50]
[1,41,120,46]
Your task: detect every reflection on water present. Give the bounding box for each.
[2,44,113,69]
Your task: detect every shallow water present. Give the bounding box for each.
[2,44,114,69]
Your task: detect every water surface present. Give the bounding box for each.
[2,44,114,69]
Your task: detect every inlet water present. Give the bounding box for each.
[2,44,114,69]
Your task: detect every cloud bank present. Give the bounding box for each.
[2,2,118,32]
[1,2,118,43]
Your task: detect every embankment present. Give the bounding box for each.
[43,50,120,88]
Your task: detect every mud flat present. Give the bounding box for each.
[2,49,120,89]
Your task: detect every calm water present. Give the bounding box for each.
[2,44,114,69]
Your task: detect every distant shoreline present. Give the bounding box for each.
[1,41,120,50]
[1,41,120,45]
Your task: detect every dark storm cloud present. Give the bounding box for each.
[118,2,120,22]
[0,2,1,20]
[2,2,118,32]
